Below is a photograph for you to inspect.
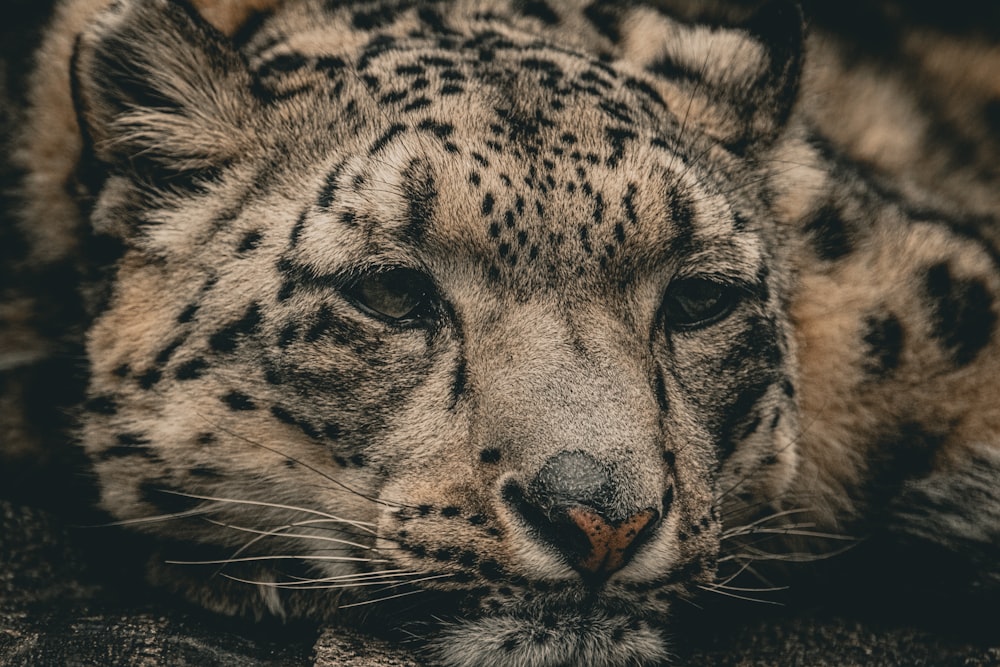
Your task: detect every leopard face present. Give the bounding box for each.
[22,0,808,664]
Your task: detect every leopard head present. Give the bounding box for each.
[66,1,804,664]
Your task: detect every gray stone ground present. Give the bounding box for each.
[2,498,999,666]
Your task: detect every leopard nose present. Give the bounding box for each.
[503,450,661,579]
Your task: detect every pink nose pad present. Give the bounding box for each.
[566,507,659,575]
[503,450,665,580]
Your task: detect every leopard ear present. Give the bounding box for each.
[188,0,284,37]
[72,0,257,173]
[619,0,805,154]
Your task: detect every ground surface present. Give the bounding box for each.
[2,498,998,666]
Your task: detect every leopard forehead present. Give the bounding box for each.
[222,11,773,296]
[283,136,763,298]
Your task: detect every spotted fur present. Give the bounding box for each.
[5,1,999,665]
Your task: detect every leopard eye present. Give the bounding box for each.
[346,267,436,323]
[661,278,740,330]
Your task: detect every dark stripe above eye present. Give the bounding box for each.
[317,161,346,210]
[369,123,408,155]
[402,159,438,243]
[653,365,669,413]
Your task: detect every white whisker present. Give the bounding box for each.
[722,507,816,534]
[205,517,376,551]
[156,490,377,533]
[715,559,754,587]
[98,506,222,526]
[336,574,454,609]
[705,582,788,593]
[221,571,435,590]
[165,554,391,565]
[283,568,416,583]
[193,413,406,510]
[697,585,784,606]
[737,528,857,541]
[720,540,858,563]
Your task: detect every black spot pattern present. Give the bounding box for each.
[278,323,298,348]
[352,3,408,30]
[647,53,702,86]
[864,422,943,507]
[583,2,623,43]
[318,162,346,210]
[603,127,636,168]
[305,306,335,342]
[450,357,467,409]
[480,448,502,464]
[84,395,118,415]
[175,358,208,380]
[137,369,162,390]
[271,405,324,440]
[923,262,996,366]
[139,482,200,515]
[237,230,263,254]
[99,433,157,461]
[209,303,262,353]
[190,466,223,479]
[177,303,199,324]
[714,319,784,460]
[223,391,257,411]
[514,0,560,25]
[369,123,407,154]
[862,311,905,377]
[154,338,185,366]
[805,203,853,260]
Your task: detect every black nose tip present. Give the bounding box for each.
[503,451,661,579]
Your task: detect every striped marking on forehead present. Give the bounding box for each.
[244,6,684,134]
[284,143,441,275]
[280,122,765,298]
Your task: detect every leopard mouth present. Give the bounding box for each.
[424,591,673,667]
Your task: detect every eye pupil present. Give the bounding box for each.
[662,278,737,329]
[350,268,432,322]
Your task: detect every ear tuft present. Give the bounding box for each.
[189,0,285,37]
[73,0,257,173]
[729,0,805,151]
[624,0,805,154]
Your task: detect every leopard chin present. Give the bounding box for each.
[430,603,672,667]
